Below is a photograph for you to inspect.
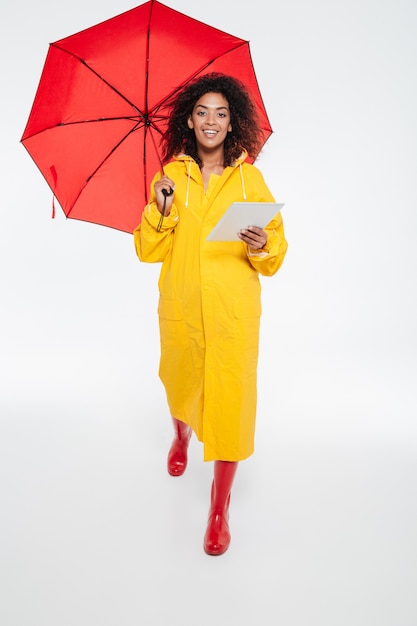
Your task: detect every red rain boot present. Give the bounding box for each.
[204,460,238,556]
[167,417,192,476]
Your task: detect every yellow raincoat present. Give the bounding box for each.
[134,152,288,461]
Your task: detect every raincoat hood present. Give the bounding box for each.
[171,150,249,207]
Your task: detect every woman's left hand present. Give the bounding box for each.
[238,226,268,250]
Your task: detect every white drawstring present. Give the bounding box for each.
[239,163,247,200]
[185,159,192,208]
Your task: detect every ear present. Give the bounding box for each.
[228,123,232,132]
[187,116,194,129]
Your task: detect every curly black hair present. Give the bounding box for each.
[160,73,263,168]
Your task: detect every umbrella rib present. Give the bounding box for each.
[144,0,154,119]
[149,41,249,114]
[66,124,139,218]
[51,43,143,115]
[59,116,141,125]
[21,117,144,142]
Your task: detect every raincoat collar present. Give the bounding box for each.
[172,150,248,167]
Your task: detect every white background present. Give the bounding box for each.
[1,0,416,625]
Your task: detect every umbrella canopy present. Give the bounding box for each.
[21,0,272,234]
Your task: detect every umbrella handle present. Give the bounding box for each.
[157,187,174,232]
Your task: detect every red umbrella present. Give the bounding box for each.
[21,0,272,234]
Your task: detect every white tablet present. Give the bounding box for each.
[206,202,284,242]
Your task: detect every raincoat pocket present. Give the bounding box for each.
[233,297,262,319]
[158,298,183,320]
[158,298,188,348]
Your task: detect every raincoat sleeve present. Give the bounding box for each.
[133,187,179,263]
[241,165,288,276]
[245,211,288,276]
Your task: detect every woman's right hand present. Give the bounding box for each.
[154,175,175,215]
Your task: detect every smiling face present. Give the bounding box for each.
[187,92,232,154]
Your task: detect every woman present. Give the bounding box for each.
[134,73,288,555]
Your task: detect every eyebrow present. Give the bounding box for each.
[195,104,229,111]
